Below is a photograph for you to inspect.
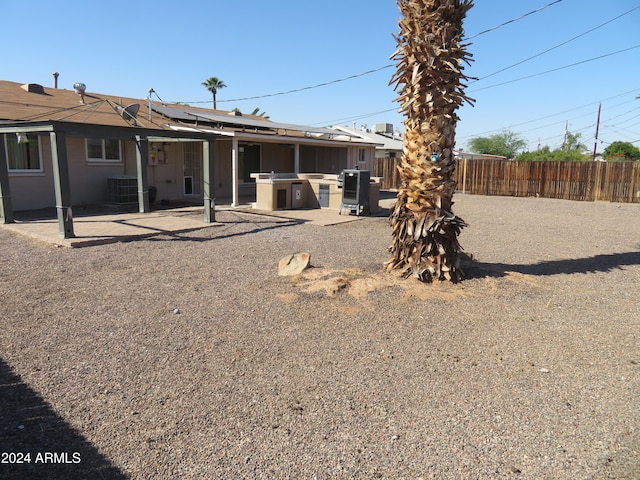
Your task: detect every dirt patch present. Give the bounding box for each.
[290,267,476,303]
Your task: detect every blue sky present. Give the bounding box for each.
[1,0,639,153]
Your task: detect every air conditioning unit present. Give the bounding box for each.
[107,176,138,204]
[374,123,393,134]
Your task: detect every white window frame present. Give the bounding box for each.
[4,133,44,175]
[86,138,122,164]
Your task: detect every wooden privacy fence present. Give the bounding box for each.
[375,158,640,203]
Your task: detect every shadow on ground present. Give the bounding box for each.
[0,358,128,480]
[463,251,640,278]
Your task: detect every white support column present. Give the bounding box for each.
[231,138,239,207]
[294,143,300,174]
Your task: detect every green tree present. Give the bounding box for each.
[515,147,589,162]
[468,130,526,159]
[515,131,590,161]
[251,107,270,119]
[201,77,226,110]
[603,141,640,161]
[562,131,587,152]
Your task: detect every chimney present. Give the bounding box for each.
[52,71,59,89]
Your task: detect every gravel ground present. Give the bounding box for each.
[1,194,639,480]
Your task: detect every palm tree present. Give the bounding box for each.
[201,77,226,110]
[385,0,474,282]
[251,107,270,119]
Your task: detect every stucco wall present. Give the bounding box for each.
[7,134,378,211]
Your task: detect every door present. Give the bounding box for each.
[183,142,202,196]
[291,183,303,209]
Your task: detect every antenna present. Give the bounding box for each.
[147,88,155,122]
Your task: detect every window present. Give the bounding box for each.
[238,144,261,183]
[4,133,43,172]
[87,138,122,163]
[358,148,366,163]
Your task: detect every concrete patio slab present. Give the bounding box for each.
[1,210,220,248]
[1,198,395,248]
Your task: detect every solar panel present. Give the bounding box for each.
[151,104,345,137]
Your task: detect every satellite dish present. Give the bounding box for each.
[113,103,140,125]
[122,103,140,122]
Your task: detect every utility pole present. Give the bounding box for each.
[592,103,602,161]
[562,121,568,150]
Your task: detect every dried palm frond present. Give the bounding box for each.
[386,0,474,282]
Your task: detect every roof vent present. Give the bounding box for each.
[74,82,86,104]
[21,83,46,94]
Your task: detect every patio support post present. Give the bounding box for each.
[231,138,239,207]
[203,139,216,223]
[294,143,300,174]
[135,135,151,213]
[50,130,75,238]
[0,134,14,223]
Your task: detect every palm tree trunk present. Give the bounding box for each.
[385,0,474,282]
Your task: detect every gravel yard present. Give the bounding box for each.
[1,194,639,479]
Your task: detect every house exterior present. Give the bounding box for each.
[0,79,378,233]
[333,124,404,159]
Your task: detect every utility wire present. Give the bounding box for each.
[465,0,563,40]
[456,87,640,141]
[175,2,564,105]
[178,66,394,105]
[312,108,398,127]
[469,44,640,93]
[471,5,640,83]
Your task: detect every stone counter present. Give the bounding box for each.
[251,173,381,213]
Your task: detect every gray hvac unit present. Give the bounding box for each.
[107,176,138,204]
[339,169,370,216]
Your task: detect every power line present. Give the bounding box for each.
[173,2,564,105]
[469,44,640,93]
[178,66,394,105]
[471,5,640,83]
[465,0,564,40]
[457,87,640,142]
[311,108,398,127]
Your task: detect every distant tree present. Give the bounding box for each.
[468,130,526,159]
[562,131,587,152]
[515,146,590,162]
[514,131,589,161]
[201,77,226,110]
[251,107,270,119]
[603,141,640,161]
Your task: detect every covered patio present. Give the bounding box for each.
[0,121,219,237]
